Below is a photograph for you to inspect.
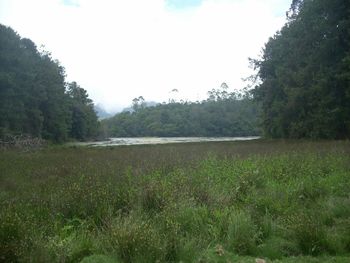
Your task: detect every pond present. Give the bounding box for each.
[75,136,260,147]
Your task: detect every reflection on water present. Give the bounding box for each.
[75,137,260,147]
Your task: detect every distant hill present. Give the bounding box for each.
[94,104,113,120]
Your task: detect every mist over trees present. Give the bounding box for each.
[101,86,260,137]
[0,24,98,142]
[252,0,350,139]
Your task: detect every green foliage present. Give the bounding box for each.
[68,82,98,141]
[257,236,299,260]
[0,24,98,142]
[101,95,260,137]
[252,0,350,139]
[45,220,96,263]
[0,140,350,262]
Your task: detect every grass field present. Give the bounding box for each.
[1,140,350,262]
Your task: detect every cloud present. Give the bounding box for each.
[62,0,80,7]
[165,0,204,10]
[0,0,291,112]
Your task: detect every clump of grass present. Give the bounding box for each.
[140,181,169,214]
[283,211,328,255]
[102,213,165,263]
[225,210,259,255]
[0,207,25,262]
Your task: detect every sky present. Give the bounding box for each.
[0,0,291,112]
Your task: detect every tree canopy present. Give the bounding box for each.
[252,0,350,139]
[101,87,260,138]
[0,24,98,142]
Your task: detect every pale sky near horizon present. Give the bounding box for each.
[0,0,291,112]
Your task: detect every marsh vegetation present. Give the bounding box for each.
[1,140,350,262]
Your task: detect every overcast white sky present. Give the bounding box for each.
[0,0,291,112]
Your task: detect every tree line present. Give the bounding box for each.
[100,85,261,138]
[252,0,350,139]
[0,24,98,142]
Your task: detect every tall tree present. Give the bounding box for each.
[37,54,71,142]
[68,82,98,140]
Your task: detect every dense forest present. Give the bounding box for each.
[100,86,260,137]
[0,24,98,142]
[252,0,350,139]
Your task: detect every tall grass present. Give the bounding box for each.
[0,140,350,262]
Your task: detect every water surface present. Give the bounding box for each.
[76,137,260,147]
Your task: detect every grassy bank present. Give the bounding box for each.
[1,140,350,262]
